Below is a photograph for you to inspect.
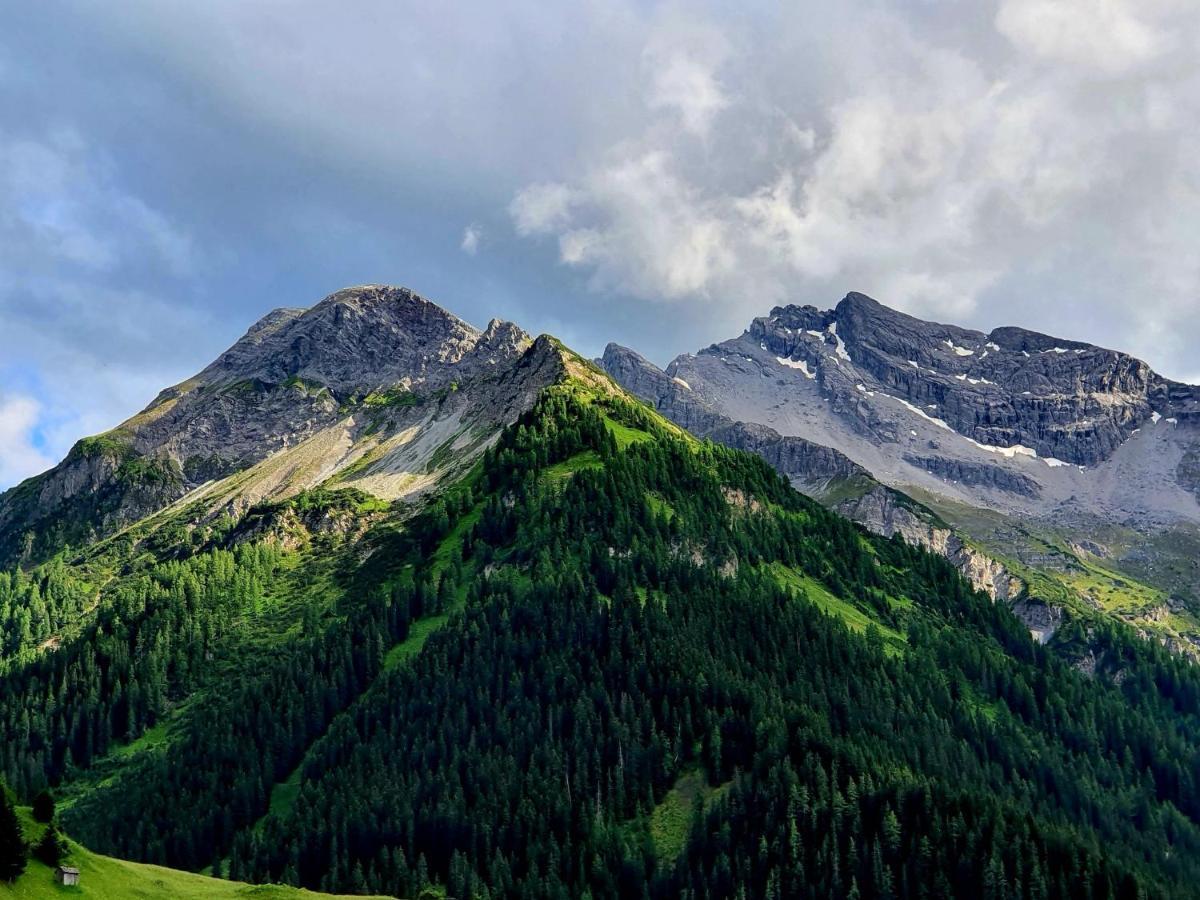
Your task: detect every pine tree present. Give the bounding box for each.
[33,823,66,868]
[0,787,28,882]
[31,790,54,824]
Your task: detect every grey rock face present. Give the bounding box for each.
[749,292,1199,467]
[1178,444,1200,501]
[0,285,535,566]
[901,454,1041,498]
[0,438,183,567]
[599,343,864,485]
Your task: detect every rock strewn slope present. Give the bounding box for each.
[600,343,865,487]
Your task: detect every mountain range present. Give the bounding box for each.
[602,292,1200,654]
[2,284,1200,899]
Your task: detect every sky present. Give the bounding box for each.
[2,0,1200,489]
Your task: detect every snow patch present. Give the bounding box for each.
[775,356,815,379]
[672,377,692,390]
[986,341,1001,352]
[944,338,975,357]
[827,322,852,362]
[881,393,953,431]
[1151,411,1162,424]
[1043,458,1070,468]
[969,439,1039,459]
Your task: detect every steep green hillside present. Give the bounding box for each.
[233,384,1200,899]
[3,356,1200,898]
[0,432,184,571]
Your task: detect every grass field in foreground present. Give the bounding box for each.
[1,808,390,900]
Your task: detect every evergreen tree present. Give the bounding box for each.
[33,822,66,868]
[0,786,27,882]
[31,790,53,824]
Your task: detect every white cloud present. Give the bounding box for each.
[640,10,731,138]
[995,0,1174,75]
[645,53,727,136]
[556,151,736,298]
[509,183,578,236]
[501,2,1200,376]
[0,394,53,488]
[460,223,482,255]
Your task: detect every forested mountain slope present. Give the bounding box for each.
[2,288,1200,898]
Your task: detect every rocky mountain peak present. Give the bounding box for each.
[243,306,307,339]
[199,285,485,395]
[0,285,549,567]
[734,291,1200,467]
[986,325,1092,355]
[476,318,533,362]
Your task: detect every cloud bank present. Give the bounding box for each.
[507,0,1200,372]
[3,0,1200,488]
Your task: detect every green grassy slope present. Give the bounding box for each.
[912,489,1200,653]
[2,810,385,900]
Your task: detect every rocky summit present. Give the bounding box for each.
[602,291,1200,653]
[0,285,545,568]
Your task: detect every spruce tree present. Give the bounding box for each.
[33,823,65,868]
[31,790,54,824]
[0,787,27,882]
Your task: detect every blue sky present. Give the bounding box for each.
[3,0,1200,488]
